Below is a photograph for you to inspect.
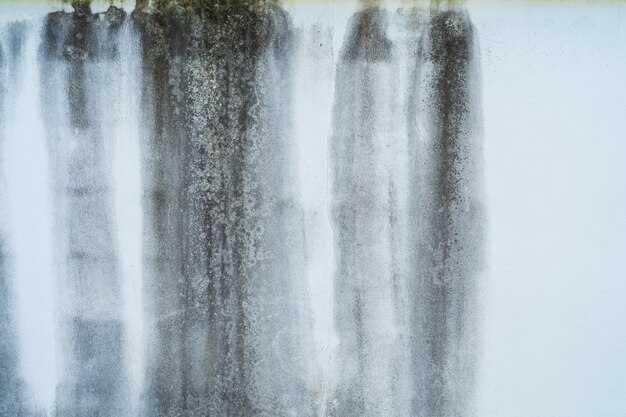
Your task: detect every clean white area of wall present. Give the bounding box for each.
[470,3,626,416]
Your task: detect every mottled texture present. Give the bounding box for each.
[135,3,312,416]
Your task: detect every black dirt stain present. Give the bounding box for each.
[330,5,483,417]
[5,22,28,68]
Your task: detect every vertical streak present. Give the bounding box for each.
[329,6,412,417]
[409,6,483,417]
[136,3,313,416]
[40,6,130,416]
[135,6,198,415]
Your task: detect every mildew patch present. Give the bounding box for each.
[135,4,313,416]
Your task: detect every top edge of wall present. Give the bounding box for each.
[0,0,622,24]
[0,0,625,6]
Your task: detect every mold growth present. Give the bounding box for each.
[134,3,313,416]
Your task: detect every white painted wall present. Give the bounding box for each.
[470,3,626,416]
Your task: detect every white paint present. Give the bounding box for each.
[469,3,626,416]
